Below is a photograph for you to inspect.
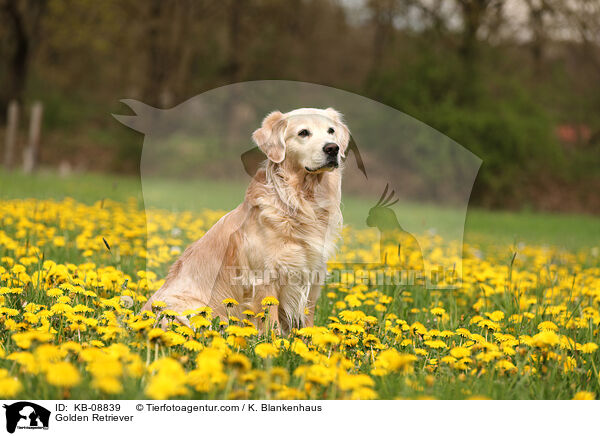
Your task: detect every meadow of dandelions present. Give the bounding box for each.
[0,197,598,400]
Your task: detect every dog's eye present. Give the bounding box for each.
[328,127,335,134]
[298,129,310,137]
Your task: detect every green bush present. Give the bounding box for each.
[366,51,563,207]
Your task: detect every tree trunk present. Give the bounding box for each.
[23,101,43,173]
[2,0,30,108]
[221,0,247,151]
[456,0,494,104]
[526,0,548,77]
[143,0,166,107]
[3,100,19,170]
[367,0,397,82]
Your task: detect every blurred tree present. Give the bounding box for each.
[0,0,597,210]
[0,0,47,112]
[454,0,504,103]
[367,0,405,79]
[557,0,600,154]
[524,0,555,76]
[141,0,213,107]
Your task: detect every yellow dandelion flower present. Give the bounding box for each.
[183,340,204,352]
[531,331,560,348]
[374,349,417,374]
[313,332,341,348]
[537,321,558,331]
[46,288,64,297]
[486,310,505,322]
[92,376,123,394]
[0,377,22,397]
[46,362,81,388]
[495,359,516,372]
[255,343,279,359]
[161,309,180,318]
[147,328,164,341]
[227,353,251,371]
[222,298,239,307]
[145,374,188,400]
[579,342,598,354]
[190,315,211,329]
[424,340,447,349]
[573,391,596,400]
[430,307,446,317]
[151,300,167,310]
[261,296,279,307]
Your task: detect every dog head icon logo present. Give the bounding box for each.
[3,402,50,433]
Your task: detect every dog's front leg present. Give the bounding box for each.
[266,304,281,335]
[306,282,323,327]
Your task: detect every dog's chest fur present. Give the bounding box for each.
[241,167,342,324]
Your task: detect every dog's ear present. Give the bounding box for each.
[252,111,287,163]
[325,107,350,158]
[324,107,343,123]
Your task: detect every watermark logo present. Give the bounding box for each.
[3,402,50,433]
[115,80,480,329]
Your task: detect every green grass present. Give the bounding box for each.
[1,168,598,250]
[1,168,599,400]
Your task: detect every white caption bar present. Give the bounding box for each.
[0,400,595,436]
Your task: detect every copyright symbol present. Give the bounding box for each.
[136,404,144,411]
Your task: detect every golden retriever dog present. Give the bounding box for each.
[142,108,350,333]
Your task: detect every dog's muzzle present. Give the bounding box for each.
[305,159,339,173]
[305,143,340,172]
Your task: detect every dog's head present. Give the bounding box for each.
[252,108,350,173]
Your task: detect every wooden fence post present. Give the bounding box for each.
[3,100,19,170]
[23,101,43,174]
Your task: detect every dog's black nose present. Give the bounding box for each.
[323,143,339,157]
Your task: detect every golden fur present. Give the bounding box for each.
[142,108,350,333]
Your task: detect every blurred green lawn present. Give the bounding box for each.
[1,168,598,250]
